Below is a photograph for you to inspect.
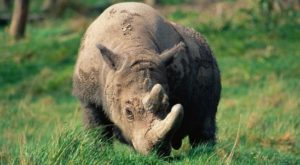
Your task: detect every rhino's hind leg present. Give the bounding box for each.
[81,102,113,141]
[188,116,216,147]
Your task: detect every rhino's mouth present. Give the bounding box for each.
[153,141,172,156]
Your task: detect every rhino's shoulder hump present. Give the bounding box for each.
[170,22,214,62]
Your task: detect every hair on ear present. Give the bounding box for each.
[96,44,121,70]
[160,42,186,66]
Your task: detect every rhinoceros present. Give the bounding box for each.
[73,2,221,156]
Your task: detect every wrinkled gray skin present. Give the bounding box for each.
[73,2,221,156]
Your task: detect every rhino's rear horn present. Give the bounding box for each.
[159,42,185,66]
[96,44,123,70]
[142,84,165,111]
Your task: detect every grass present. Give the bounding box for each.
[1,0,300,164]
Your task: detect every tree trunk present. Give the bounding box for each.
[9,0,29,39]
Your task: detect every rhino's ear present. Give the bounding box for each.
[159,42,186,66]
[96,44,122,70]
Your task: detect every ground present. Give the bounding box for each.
[0,0,299,164]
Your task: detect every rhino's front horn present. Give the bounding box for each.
[142,84,166,111]
[151,104,184,141]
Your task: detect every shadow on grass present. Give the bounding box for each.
[166,142,216,162]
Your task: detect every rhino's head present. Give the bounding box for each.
[96,42,185,155]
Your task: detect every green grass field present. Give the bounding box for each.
[1,0,299,164]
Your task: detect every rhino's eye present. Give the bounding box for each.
[125,108,134,121]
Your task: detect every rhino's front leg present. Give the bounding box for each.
[81,102,114,141]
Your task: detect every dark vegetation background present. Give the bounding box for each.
[0,0,299,164]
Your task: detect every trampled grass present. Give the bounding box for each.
[0,1,299,164]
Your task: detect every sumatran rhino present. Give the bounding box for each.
[73,2,221,156]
